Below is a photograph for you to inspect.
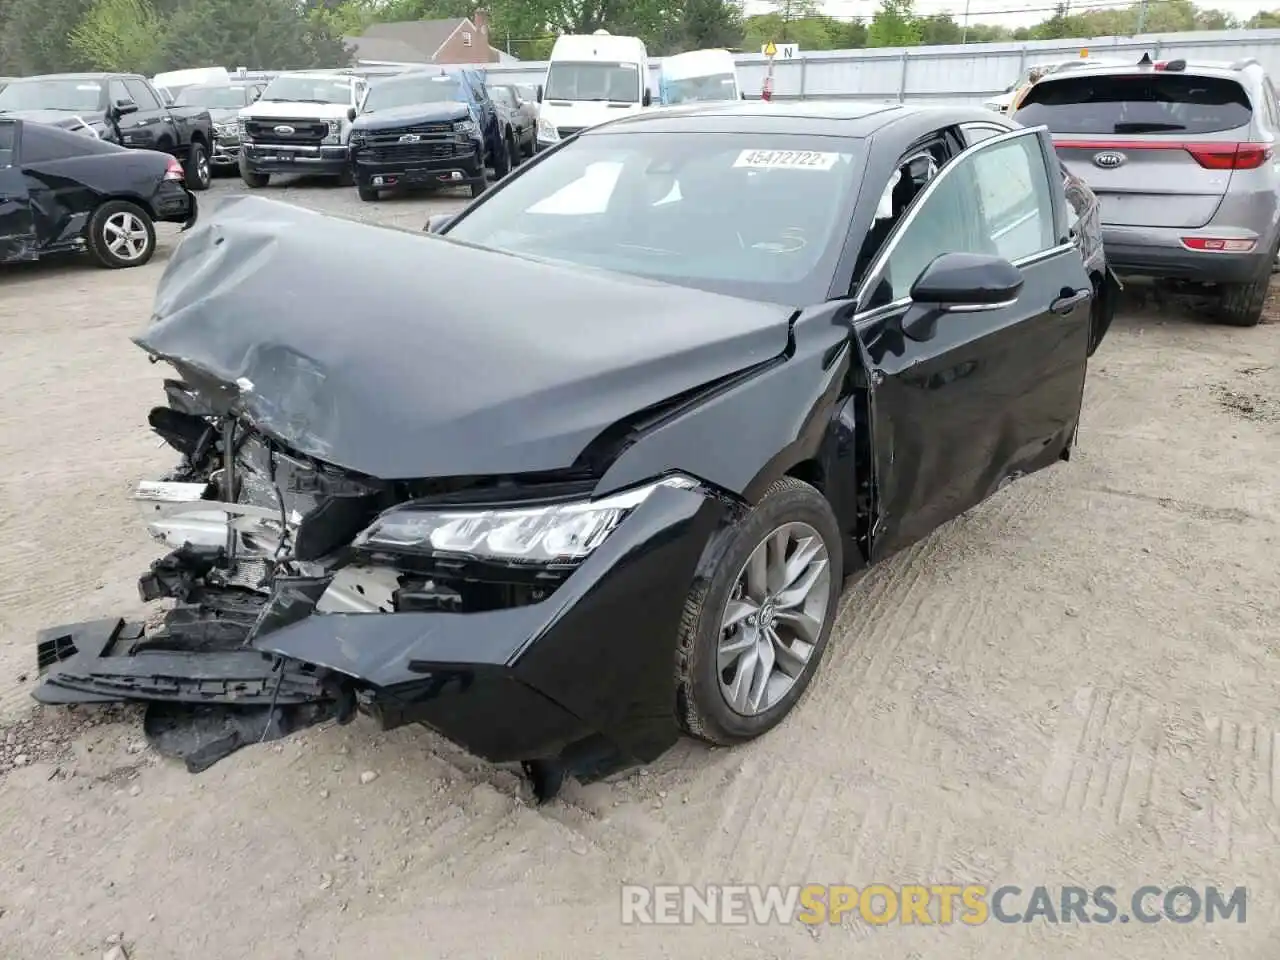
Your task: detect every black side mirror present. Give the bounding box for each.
[347,106,357,121]
[740,91,747,99]
[424,213,454,234]
[112,98,138,118]
[902,252,1023,341]
[642,89,652,107]
[536,85,543,103]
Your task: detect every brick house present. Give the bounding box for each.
[346,10,504,66]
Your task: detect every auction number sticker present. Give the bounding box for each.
[734,149,839,170]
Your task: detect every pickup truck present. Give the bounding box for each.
[0,73,215,190]
[236,71,368,187]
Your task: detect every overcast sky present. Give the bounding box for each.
[743,0,1278,28]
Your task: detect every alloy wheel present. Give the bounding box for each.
[104,212,150,262]
[717,521,832,716]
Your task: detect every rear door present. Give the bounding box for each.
[855,126,1092,560]
[0,119,35,261]
[1015,70,1255,229]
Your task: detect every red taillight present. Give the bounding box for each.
[1187,144,1270,170]
[1053,138,1271,170]
[1181,237,1257,252]
[163,155,185,181]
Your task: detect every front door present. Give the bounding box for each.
[854,126,1093,561]
[0,119,35,262]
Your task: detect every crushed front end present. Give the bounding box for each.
[34,379,727,794]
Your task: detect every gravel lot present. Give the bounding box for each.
[1,175,1279,959]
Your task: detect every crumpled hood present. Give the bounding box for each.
[352,101,470,132]
[207,107,239,124]
[138,195,793,481]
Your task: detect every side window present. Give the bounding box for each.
[959,123,1007,147]
[108,79,131,106]
[0,120,15,166]
[124,79,160,110]
[1263,79,1280,130]
[868,133,1057,306]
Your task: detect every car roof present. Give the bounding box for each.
[588,100,1008,138]
[1037,60,1259,83]
[12,72,144,81]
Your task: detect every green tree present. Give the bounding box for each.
[155,0,350,71]
[867,0,921,47]
[917,13,960,45]
[0,0,93,73]
[1249,10,1280,28]
[69,0,163,72]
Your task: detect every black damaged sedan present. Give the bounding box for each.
[33,102,1112,799]
[1,117,197,268]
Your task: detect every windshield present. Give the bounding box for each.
[260,76,353,104]
[445,131,861,304]
[174,85,250,108]
[0,78,102,112]
[661,72,737,104]
[1015,73,1252,135]
[363,76,463,112]
[544,61,641,103]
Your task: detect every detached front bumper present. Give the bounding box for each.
[33,482,727,771]
[240,142,351,177]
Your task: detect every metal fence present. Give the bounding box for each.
[453,27,1280,105]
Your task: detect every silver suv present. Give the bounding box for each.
[1014,54,1279,326]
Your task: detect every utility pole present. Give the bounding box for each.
[1135,0,1149,34]
[962,0,971,43]
[782,0,791,44]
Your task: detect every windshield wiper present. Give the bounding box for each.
[1113,121,1186,133]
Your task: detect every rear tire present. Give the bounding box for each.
[337,166,354,188]
[507,133,520,170]
[1214,238,1278,327]
[184,142,211,191]
[675,477,842,746]
[86,200,156,269]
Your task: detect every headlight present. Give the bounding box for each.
[214,121,234,136]
[322,119,343,144]
[453,119,477,135]
[537,117,559,142]
[354,475,696,564]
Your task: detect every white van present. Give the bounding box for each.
[658,49,740,105]
[535,30,650,151]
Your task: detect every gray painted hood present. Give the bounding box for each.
[137,195,793,480]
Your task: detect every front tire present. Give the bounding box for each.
[469,169,488,198]
[357,181,380,202]
[86,200,156,269]
[239,161,269,189]
[676,477,842,746]
[184,142,211,191]
[491,134,511,179]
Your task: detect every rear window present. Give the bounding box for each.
[1014,73,1253,135]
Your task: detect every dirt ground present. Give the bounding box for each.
[1,178,1279,960]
